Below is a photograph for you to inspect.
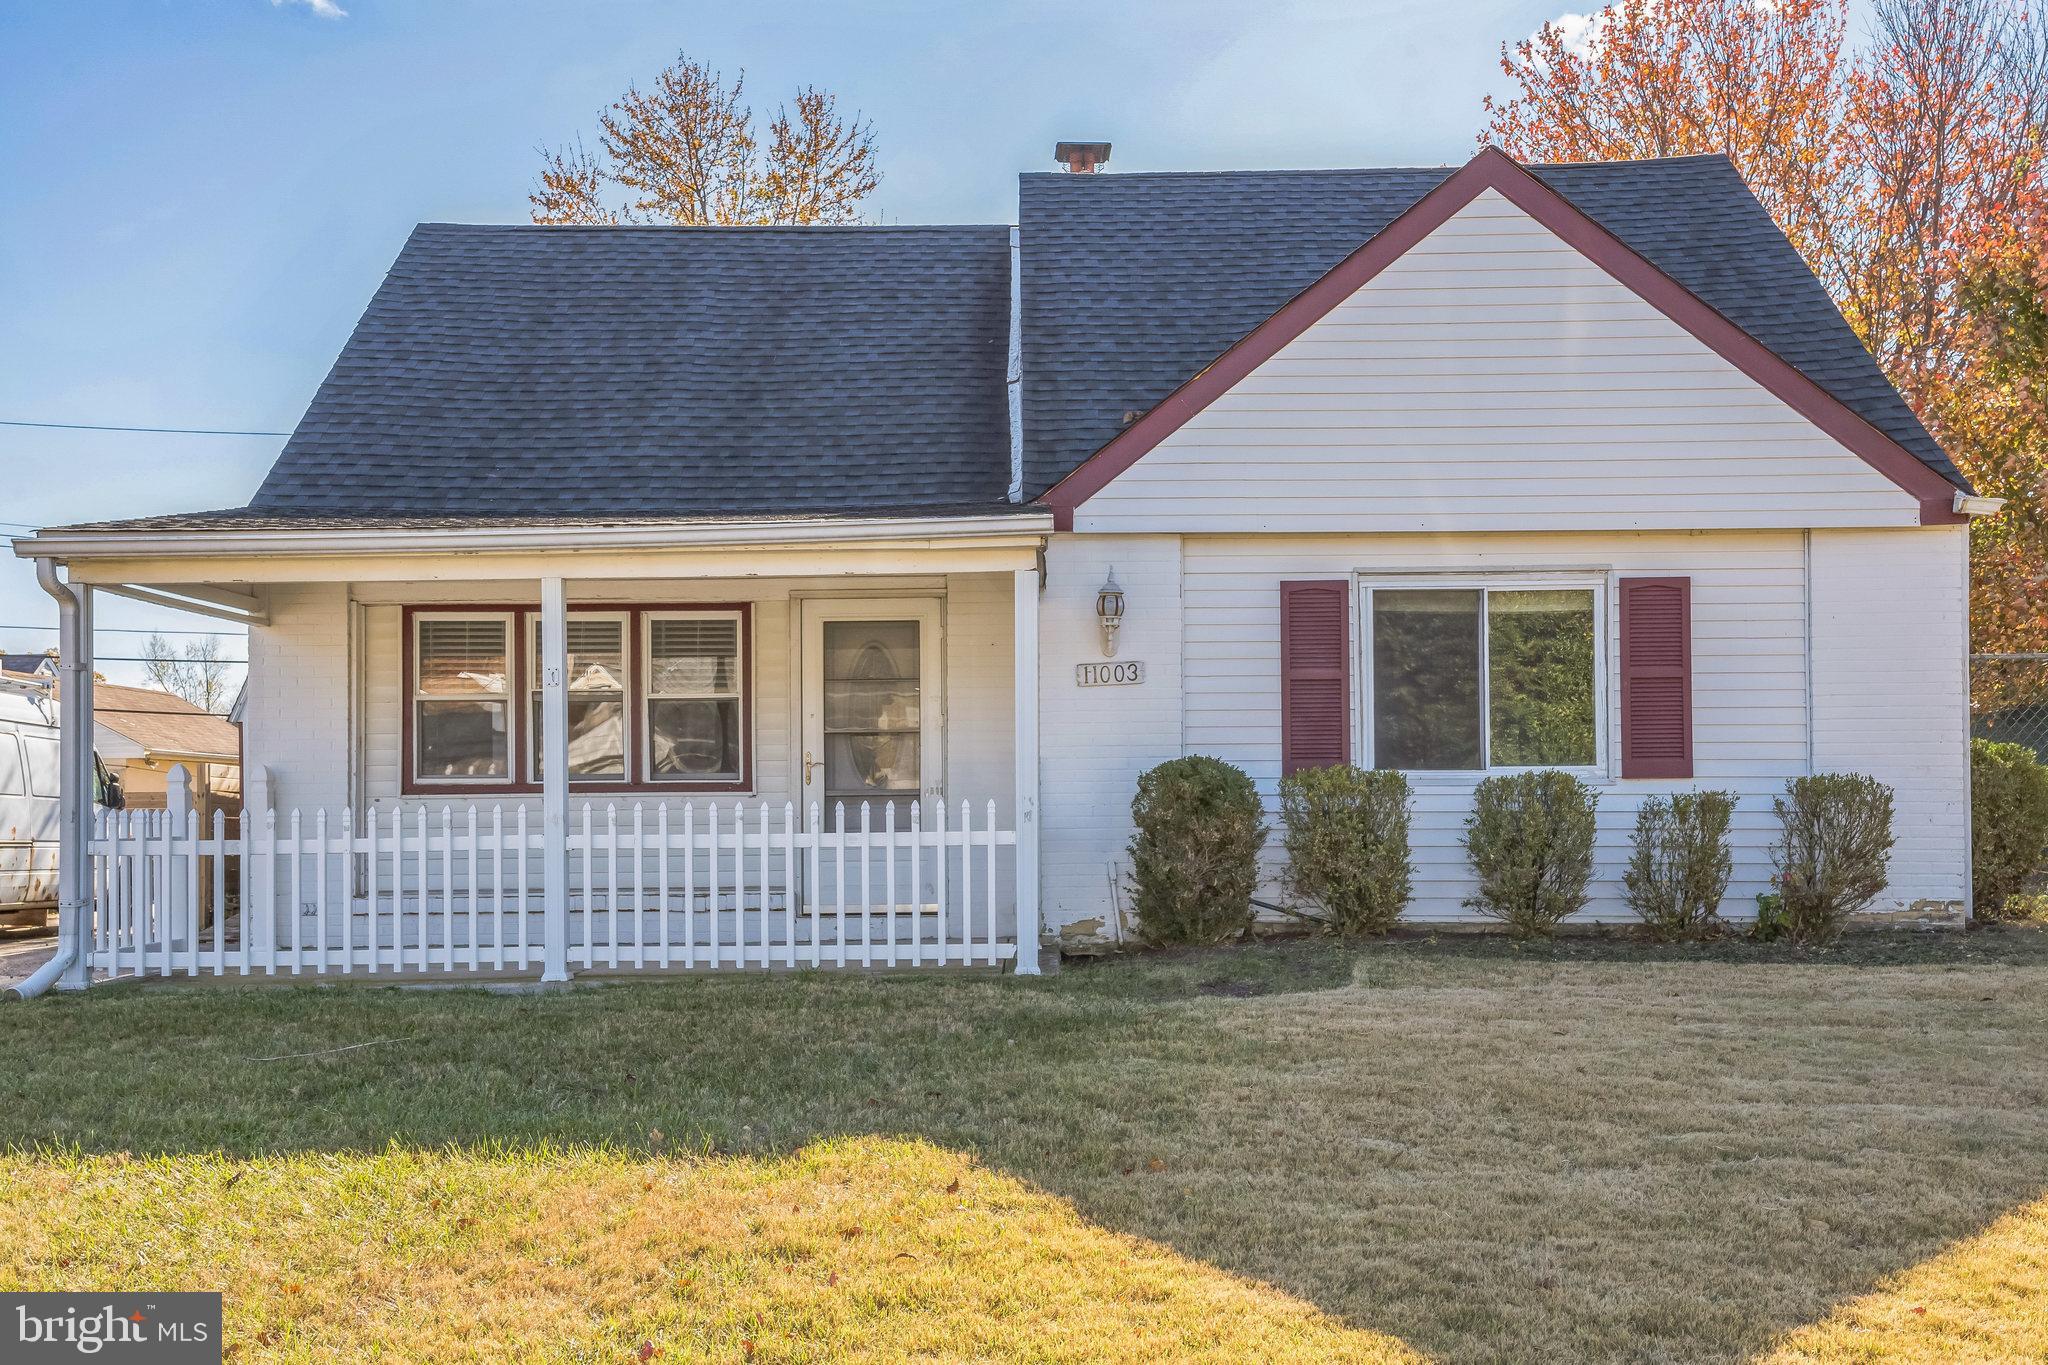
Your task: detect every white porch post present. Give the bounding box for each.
[1012,564,1042,974]
[245,765,275,964]
[539,576,570,982]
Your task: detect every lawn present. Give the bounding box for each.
[5,929,2048,1363]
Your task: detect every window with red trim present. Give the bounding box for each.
[1359,577,1605,774]
[643,612,745,784]
[525,612,630,783]
[413,612,514,785]
[405,605,750,794]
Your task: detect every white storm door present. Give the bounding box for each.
[799,599,944,834]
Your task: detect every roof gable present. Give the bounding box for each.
[1024,149,1965,523]
[1069,186,1927,532]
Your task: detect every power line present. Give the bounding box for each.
[91,658,250,666]
[0,419,290,437]
[6,655,252,666]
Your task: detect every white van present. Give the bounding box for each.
[0,681,121,927]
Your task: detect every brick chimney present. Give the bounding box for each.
[1054,141,1111,174]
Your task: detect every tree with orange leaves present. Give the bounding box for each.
[1485,0,1858,281]
[532,54,880,226]
[1485,0,2048,665]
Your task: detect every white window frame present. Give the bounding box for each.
[410,610,517,788]
[641,608,748,787]
[524,609,632,786]
[1355,573,1608,778]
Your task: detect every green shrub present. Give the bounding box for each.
[1126,756,1268,945]
[1622,790,1736,940]
[1771,773,1895,943]
[1279,766,1413,937]
[1751,892,1789,942]
[1971,738,2048,919]
[1462,770,1599,938]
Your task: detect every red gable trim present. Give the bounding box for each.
[1038,147,1964,530]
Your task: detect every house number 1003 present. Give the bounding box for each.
[1076,661,1145,687]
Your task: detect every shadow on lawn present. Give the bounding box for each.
[5,932,2048,1363]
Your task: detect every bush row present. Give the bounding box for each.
[1126,738,2048,944]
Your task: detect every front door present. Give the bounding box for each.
[799,598,944,832]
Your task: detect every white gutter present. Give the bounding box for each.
[138,748,239,767]
[1954,491,2006,517]
[11,511,1054,562]
[10,559,83,1000]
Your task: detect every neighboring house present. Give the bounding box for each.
[1,653,58,679]
[10,145,1992,985]
[89,681,241,816]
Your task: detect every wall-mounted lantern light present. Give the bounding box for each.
[1095,568,1126,658]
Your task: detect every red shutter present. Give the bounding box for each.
[1619,576,1692,779]
[1280,580,1351,775]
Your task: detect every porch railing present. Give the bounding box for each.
[88,790,1018,979]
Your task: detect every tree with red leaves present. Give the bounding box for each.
[1486,0,2048,666]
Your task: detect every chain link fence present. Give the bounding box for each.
[1972,653,2048,757]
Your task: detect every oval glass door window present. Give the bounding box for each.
[823,620,920,827]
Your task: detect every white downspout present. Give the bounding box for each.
[1006,225,1023,504]
[9,558,86,999]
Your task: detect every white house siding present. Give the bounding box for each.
[1810,526,1971,909]
[1177,531,1805,921]
[1036,534,1186,941]
[1072,188,1922,536]
[243,582,352,813]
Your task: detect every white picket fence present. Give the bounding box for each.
[87,792,1018,979]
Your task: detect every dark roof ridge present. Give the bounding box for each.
[1020,153,1737,182]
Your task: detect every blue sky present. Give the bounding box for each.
[0,0,1560,687]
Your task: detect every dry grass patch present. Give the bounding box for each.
[6,929,2048,1362]
[2,1137,1415,1364]
[1765,1191,2048,1363]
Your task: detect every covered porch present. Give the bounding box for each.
[22,511,1051,984]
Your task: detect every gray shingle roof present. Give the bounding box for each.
[250,224,1016,518]
[215,153,1961,526]
[1018,155,1964,499]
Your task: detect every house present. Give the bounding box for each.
[88,682,241,817]
[0,653,58,679]
[9,145,1991,988]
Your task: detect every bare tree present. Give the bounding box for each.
[532,54,879,226]
[143,634,235,714]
